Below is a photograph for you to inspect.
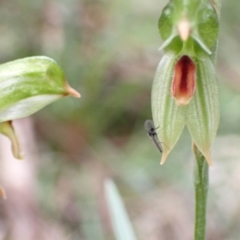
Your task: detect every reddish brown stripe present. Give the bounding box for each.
[172,55,196,105]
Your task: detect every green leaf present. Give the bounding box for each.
[104,179,137,240]
[0,56,80,122]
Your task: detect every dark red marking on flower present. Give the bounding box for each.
[172,55,196,105]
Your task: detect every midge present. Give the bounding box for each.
[144,120,163,153]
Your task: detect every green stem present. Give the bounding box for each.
[192,0,220,234]
[193,144,209,240]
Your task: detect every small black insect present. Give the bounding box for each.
[144,119,163,153]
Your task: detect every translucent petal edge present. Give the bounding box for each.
[0,94,62,122]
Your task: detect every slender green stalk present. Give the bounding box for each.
[193,144,209,240]
[192,2,220,239]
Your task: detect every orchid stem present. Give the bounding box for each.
[193,144,209,240]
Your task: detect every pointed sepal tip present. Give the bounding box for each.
[160,149,171,165]
[65,83,81,98]
[202,150,213,166]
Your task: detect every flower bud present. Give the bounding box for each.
[0,56,80,123]
[0,56,80,159]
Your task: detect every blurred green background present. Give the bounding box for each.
[0,0,240,239]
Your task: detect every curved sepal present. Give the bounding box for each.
[0,56,80,122]
[186,54,219,165]
[0,121,23,159]
[151,53,185,164]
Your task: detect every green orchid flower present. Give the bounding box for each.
[152,0,219,165]
[0,56,80,159]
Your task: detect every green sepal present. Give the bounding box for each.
[151,53,185,164]
[185,54,219,165]
[0,56,80,122]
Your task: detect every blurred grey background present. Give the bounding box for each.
[0,0,239,239]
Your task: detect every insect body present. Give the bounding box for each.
[144,120,163,153]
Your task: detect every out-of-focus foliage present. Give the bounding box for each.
[105,179,137,240]
[0,0,163,151]
[0,0,240,239]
